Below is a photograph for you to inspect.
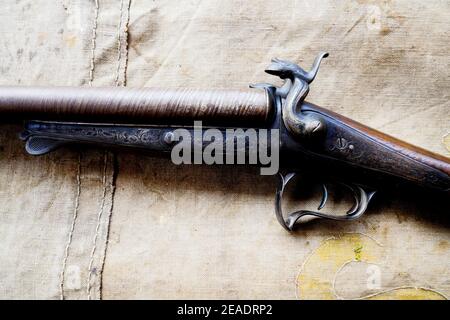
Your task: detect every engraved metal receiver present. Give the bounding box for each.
[10,53,450,232]
[254,52,378,231]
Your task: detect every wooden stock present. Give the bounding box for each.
[299,102,450,192]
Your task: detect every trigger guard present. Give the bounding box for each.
[275,172,297,231]
[274,173,377,232]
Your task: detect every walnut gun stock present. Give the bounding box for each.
[1,52,449,231]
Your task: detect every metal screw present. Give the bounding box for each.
[163,131,175,144]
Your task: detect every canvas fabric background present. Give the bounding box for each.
[0,0,449,299]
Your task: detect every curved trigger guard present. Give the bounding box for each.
[275,172,377,231]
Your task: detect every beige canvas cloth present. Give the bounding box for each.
[0,0,449,299]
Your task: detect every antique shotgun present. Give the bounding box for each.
[1,53,449,231]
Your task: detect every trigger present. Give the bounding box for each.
[317,183,328,211]
[342,183,359,215]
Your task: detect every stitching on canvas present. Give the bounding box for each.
[95,0,130,299]
[331,260,448,300]
[59,153,82,300]
[84,0,101,299]
[86,151,109,300]
[89,0,99,86]
[98,157,118,299]
[60,0,99,300]
[87,0,130,299]
[96,1,131,299]
[121,0,132,86]
[114,0,126,86]
[114,0,131,86]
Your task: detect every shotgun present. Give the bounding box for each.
[1,52,449,231]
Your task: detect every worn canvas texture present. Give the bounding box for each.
[0,0,449,299]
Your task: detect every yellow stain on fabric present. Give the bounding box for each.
[296,234,447,300]
[443,133,450,153]
[64,34,78,48]
[297,234,382,299]
[353,244,363,261]
[368,288,446,300]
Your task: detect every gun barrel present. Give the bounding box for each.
[0,86,273,126]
